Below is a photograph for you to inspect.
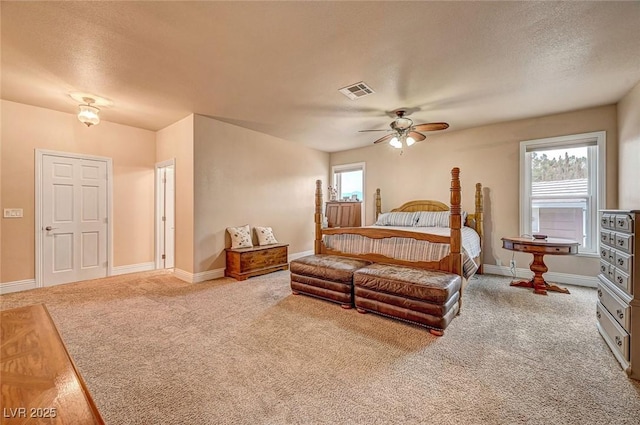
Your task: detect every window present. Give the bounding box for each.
[332,162,365,219]
[520,131,605,256]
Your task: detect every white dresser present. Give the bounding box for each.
[597,210,639,380]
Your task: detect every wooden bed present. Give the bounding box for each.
[314,167,484,280]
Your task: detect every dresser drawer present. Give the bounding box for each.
[600,246,612,262]
[614,232,634,254]
[601,214,614,230]
[613,250,633,274]
[596,302,630,362]
[597,280,631,331]
[600,230,612,247]
[613,268,632,295]
[615,214,634,233]
[599,260,615,282]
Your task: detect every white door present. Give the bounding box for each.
[156,161,175,269]
[163,165,175,268]
[42,154,108,286]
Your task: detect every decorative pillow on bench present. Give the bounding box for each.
[255,226,278,246]
[227,225,253,249]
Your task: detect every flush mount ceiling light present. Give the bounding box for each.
[69,92,112,128]
[77,97,100,127]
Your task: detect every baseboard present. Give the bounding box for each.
[289,250,313,262]
[173,268,225,283]
[174,251,313,284]
[482,264,598,288]
[111,262,156,276]
[0,279,37,294]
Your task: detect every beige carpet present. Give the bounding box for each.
[1,271,639,424]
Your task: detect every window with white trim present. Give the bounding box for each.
[331,162,365,220]
[520,132,606,255]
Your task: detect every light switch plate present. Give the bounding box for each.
[3,208,23,218]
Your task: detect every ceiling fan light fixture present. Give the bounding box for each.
[406,136,416,146]
[389,137,402,149]
[77,97,100,127]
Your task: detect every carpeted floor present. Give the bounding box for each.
[1,271,639,424]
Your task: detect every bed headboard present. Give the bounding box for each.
[390,199,449,213]
[374,184,483,234]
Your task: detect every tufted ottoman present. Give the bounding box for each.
[290,255,371,309]
[353,263,462,336]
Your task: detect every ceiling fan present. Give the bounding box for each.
[359,110,449,148]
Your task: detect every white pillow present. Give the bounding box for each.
[255,226,278,246]
[414,211,450,227]
[375,212,418,227]
[227,225,253,249]
[414,211,469,227]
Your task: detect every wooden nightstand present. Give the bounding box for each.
[224,243,289,281]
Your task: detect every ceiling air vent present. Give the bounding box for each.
[338,81,375,100]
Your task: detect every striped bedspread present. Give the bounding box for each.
[323,226,481,279]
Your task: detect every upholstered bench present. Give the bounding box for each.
[353,263,462,336]
[290,254,371,309]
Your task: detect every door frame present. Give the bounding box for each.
[155,158,175,269]
[35,149,114,288]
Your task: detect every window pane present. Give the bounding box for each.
[337,170,362,200]
[529,147,589,246]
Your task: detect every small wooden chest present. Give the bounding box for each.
[225,243,289,281]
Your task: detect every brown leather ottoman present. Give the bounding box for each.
[353,263,461,336]
[290,255,371,309]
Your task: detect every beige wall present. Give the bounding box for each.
[330,105,619,277]
[193,115,329,273]
[0,100,156,283]
[618,81,640,209]
[156,114,195,273]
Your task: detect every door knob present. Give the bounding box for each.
[45,226,58,231]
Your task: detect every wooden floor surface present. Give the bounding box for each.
[1,303,104,424]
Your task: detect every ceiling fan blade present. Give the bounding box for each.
[373,134,395,144]
[358,129,391,133]
[408,131,426,142]
[413,122,449,132]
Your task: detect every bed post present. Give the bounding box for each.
[315,180,323,254]
[375,188,382,221]
[450,168,462,278]
[475,182,484,274]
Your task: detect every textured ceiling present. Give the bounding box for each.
[2,1,640,152]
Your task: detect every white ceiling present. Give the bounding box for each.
[2,1,640,152]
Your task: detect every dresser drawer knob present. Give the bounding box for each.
[615,336,622,346]
[617,276,623,284]
[597,289,602,297]
[618,240,624,246]
[617,309,624,319]
[597,312,601,319]
[618,259,624,266]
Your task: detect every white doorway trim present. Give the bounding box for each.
[155,158,176,269]
[35,149,114,288]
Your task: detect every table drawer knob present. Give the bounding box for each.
[597,289,602,297]
[615,336,622,346]
[597,312,601,319]
[617,309,624,320]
